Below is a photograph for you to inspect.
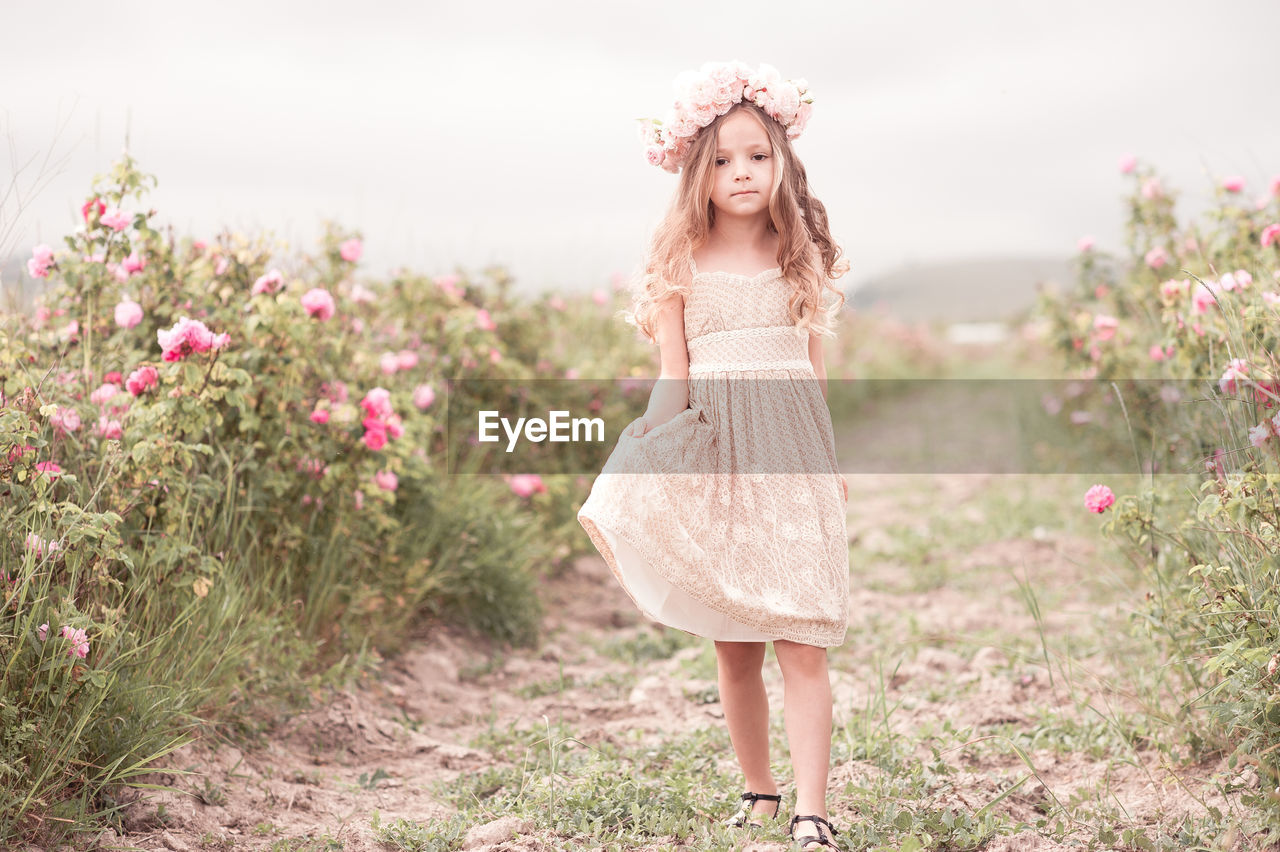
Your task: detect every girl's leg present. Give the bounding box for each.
[714,640,777,816]
[773,639,833,839]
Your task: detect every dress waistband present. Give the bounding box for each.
[686,326,813,376]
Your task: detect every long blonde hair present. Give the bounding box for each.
[625,102,848,343]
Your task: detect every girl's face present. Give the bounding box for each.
[708,109,774,220]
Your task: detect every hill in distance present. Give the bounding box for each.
[848,255,1076,325]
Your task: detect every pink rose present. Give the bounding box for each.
[1219,358,1250,395]
[126,365,159,396]
[1249,423,1271,449]
[475,309,497,332]
[436,274,462,298]
[100,207,130,231]
[1077,235,1095,253]
[35,461,62,479]
[115,299,144,329]
[95,417,124,440]
[214,256,230,276]
[413,384,436,410]
[1143,246,1169,269]
[1140,178,1163,200]
[379,352,400,375]
[508,473,547,498]
[351,283,376,304]
[27,244,55,279]
[1222,176,1245,193]
[81,197,105,222]
[1118,154,1137,174]
[51,406,81,436]
[1148,344,1167,361]
[1191,282,1217,314]
[362,423,388,451]
[373,470,398,491]
[301,288,336,321]
[251,269,284,295]
[339,238,363,262]
[396,350,419,370]
[360,388,393,419]
[61,625,90,659]
[90,383,120,406]
[592,289,608,306]
[1261,223,1280,249]
[123,250,147,274]
[310,407,331,424]
[157,317,229,361]
[1083,484,1115,513]
[1092,314,1118,341]
[548,295,566,312]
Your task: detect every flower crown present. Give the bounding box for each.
[638,61,813,174]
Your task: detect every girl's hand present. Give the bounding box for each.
[629,416,650,438]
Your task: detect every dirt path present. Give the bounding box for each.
[91,473,1239,852]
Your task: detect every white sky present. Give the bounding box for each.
[3,0,1279,298]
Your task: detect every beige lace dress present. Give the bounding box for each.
[576,263,850,648]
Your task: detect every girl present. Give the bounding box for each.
[577,60,850,851]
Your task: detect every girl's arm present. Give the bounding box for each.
[808,333,828,403]
[634,295,690,435]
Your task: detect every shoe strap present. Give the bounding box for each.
[741,791,782,804]
[791,814,840,847]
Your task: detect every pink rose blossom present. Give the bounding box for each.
[27,244,55,279]
[90,383,120,405]
[1219,358,1250,395]
[157,317,229,361]
[362,424,387,451]
[1077,235,1095,252]
[81,197,105,222]
[1119,154,1137,174]
[100,207,130,231]
[126,365,159,396]
[379,352,400,375]
[373,470,398,492]
[310,407,330,424]
[435,274,462,298]
[1092,314,1118,341]
[592,289,608,306]
[339,238,363,262]
[1249,423,1271,449]
[214,256,230,276]
[123,250,147,274]
[251,269,284,295]
[322,381,349,403]
[1262,224,1280,249]
[35,461,62,479]
[548,295,566,311]
[95,417,124,440]
[26,533,61,558]
[396,350,419,370]
[1148,344,1168,361]
[1263,292,1280,306]
[115,299,144,329]
[1144,246,1169,269]
[1222,176,1245,193]
[1234,270,1253,289]
[300,288,335,321]
[489,348,502,364]
[361,388,393,419]
[61,625,90,659]
[1140,178,1163,200]
[508,474,547,498]
[475,309,497,332]
[1084,484,1115,513]
[413,384,436,410]
[564,367,580,380]
[351,283,376,304]
[51,407,81,436]
[1192,283,1217,314]
[385,414,404,440]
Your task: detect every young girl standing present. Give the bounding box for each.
[577,60,850,850]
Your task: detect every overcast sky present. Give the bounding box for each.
[4,0,1279,300]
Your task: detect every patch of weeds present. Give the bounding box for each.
[371,810,468,852]
[441,720,758,849]
[515,668,575,699]
[198,832,236,850]
[577,669,637,699]
[194,777,228,806]
[470,717,577,764]
[358,767,391,790]
[266,835,344,852]
[596,626,699,664]
[457,650,507,681]
[683,682,720,705]
[253,822,281,836]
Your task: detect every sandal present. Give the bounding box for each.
[790,814,841,850]
[724,791,781,828]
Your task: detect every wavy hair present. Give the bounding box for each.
[624,101,848,343]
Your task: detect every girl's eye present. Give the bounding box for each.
[752,153,768,161]
[715,158,728,166]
